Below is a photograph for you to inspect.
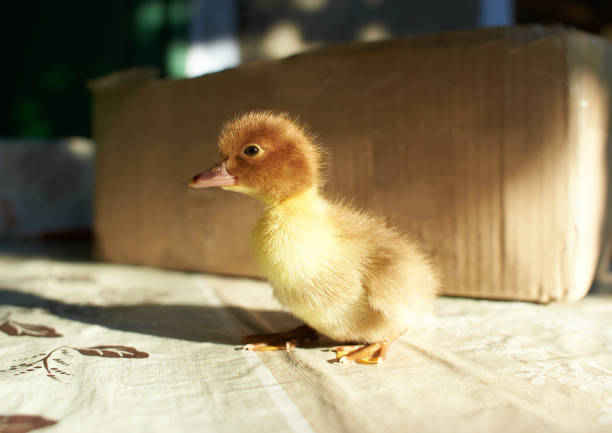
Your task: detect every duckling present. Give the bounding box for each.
[189,111,438,364]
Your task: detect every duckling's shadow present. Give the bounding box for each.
[0,288,304,345]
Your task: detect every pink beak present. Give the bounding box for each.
[189,161,237,188]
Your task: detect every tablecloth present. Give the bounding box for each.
[1,255,611,433]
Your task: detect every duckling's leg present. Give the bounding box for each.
[243,325,318,351]
[331,337,396,365]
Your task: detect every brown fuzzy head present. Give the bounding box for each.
[204,111,323,202]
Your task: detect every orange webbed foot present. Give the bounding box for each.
[242,325,318,352]
[330,338,395,365]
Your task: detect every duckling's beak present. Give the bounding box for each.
[189,161,237,188]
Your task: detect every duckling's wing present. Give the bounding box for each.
[330,203,438,321]
[362,236,438,323]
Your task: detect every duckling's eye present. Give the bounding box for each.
[243,145,260,157]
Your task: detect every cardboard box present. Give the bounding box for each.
[91,26,612,303]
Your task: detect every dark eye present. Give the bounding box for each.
[244,145,260,157]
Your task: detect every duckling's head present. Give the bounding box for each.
[189,111,323,203]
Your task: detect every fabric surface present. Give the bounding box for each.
[0,255,611,433]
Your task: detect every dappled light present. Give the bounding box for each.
[185,38,240,76]
[261,20,310,59]
[291,0,329,13]
[357,21,391,42]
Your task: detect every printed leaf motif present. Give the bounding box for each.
[0,320,62,338]
[0,415,57,433]
[1,345,149,382]
[74,345,149,358]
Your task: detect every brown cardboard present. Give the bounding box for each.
[89,68,158,146]
[92,26,612,303]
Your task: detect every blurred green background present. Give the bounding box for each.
[2,0,610,140]
[1,0,191,139]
